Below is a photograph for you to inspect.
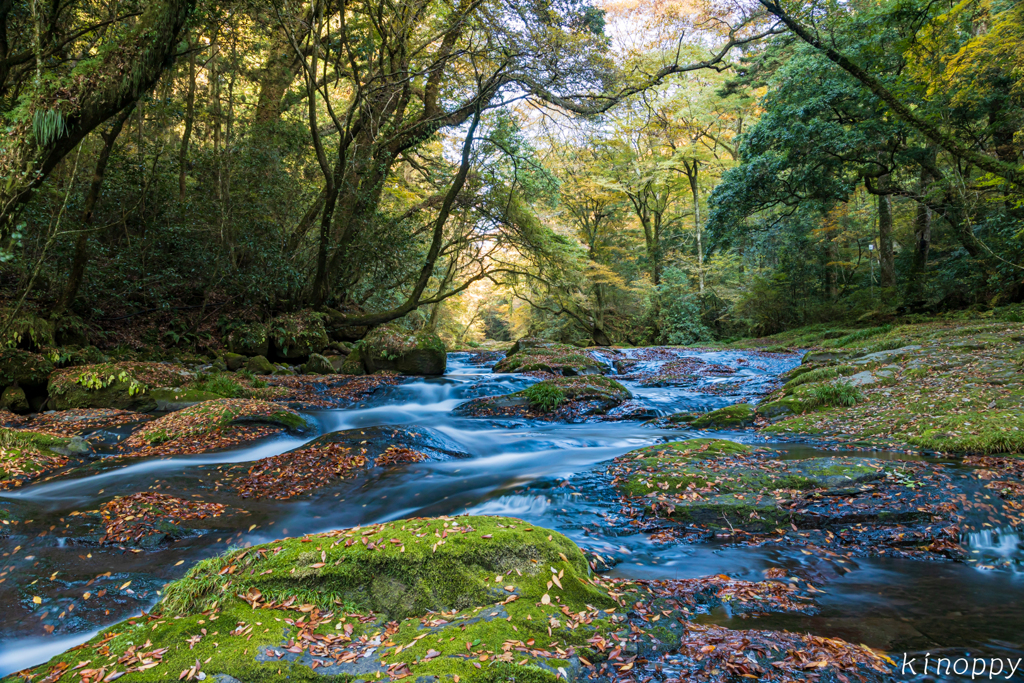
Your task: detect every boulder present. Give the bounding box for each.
[456,376,630,420]
[301,353,335,375]
[362,325,447,375]
[268,311,329,361]
[0,349,55,391]
[227,322,269,357]
[223,352,247,371]
[493,342,603,375]
[689,403,756,429]
[245,355,275,376]
[47,362,196,411]
[338,348,365,375]
[1,385,29,413]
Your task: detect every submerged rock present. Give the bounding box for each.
[361,324,447,375]
[607,439,966,560]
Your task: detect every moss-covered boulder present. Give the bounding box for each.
[689,403,756,429]
[456,376,630,421]
[361,324,447,375]
[47,362,196,411]
[268,311,329,361]
[20,517,622,683]
[0,428,90,490]
[338,347,365,375]
[124,398,309,452]
[245,355,275,375]
[227,321,270,357]
[0,349,54,391]
[607,440,938,535]
[301,353,335,375]
[0,309,54,350]
[493,341,604,375]
[1,385,28,413]
[223,352,247,371]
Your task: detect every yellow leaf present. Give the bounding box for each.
[32,596,41,604]
[541,594,551,605]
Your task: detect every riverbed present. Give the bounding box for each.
[1,349,1021,678]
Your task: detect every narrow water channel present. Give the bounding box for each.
[1,350,1022,677]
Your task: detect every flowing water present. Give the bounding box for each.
[1,349,1023,678]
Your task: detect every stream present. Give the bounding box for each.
[1,349,1023,678]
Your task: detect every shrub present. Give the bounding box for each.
[805,381,862,408]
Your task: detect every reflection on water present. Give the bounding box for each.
[1,348,1023,676]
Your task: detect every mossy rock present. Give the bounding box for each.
[1,385,28,413]
[223,352,247,371]
[757,396,806,419]
[689,403,756,429]
[362,324,447,376]
[22,517,621,683]
[269,311,329,361]
[0,349,54,390]
[62,345,107,367]
[0,309,54,350]
[245,355,275,376]
[0,428,90,488]
[457,376,630,419]
[127,398,310,446]
[301,353,335,375]
[47,362,196,411]
[493,342,603,376]
[338,348,365,375]
[227,321,269,357]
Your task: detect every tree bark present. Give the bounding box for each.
[55,102,136,314]
[904,165,932,307]
[0,0,196,241]
[178,49,196,202]
[877,184,895,289]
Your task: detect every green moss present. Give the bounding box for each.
[493,342,602,375]
[227,321,269,357]
[689,404,755,429]
[362,325,447,375]
[130,399,309,446]
[782,365,856,393]
[338,348,365,375]
[22,517,625,683]
[905,410,1024,454]
[47,362,196,411]
[269,311,330,360]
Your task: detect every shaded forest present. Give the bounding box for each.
[0,0,1021,353]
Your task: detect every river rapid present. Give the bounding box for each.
[1,349,1022,678]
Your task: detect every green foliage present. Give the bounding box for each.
[805,381,863,408]
[522,382,567,412]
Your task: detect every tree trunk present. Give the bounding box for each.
[688,165,704,294]
[877,183,895,289]
[0,0,196,241]
[254,28,304,125]
[904,165,932,307]
[54,103,136,315]
[178,49,196,202]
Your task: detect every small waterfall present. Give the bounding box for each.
[967,527,1022,556]
[466,494,551,517]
